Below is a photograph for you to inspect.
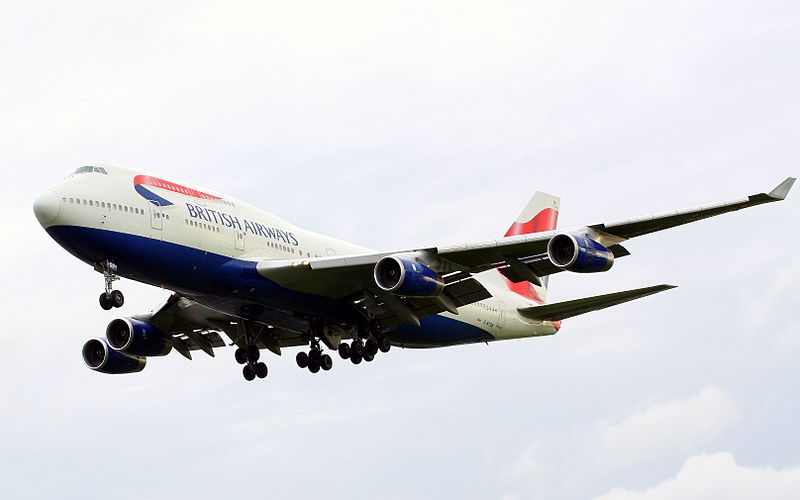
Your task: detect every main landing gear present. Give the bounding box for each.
[296,320,391,372]
[235,344,268,381]
[98,261,124,310]
[337,333,391,365]
[295,337,333,374]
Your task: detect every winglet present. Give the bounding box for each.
[768,177,796,200]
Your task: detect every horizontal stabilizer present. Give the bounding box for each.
[517,284,676,321]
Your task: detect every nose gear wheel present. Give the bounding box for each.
[97,261,124,310]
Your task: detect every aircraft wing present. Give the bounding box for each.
[133,293,307,359]
[585,176,796,244]
[256,178,793,325]
[437,176,795,266]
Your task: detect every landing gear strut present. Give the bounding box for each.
[97,261,124,310]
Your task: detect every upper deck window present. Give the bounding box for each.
[73,166,109,175]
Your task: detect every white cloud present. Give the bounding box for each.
[593,452,800,500]
[596,387,739,468]
[504,387,741,499]
[509,443,542,479]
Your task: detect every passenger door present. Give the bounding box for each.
[150,202,163,231]
[234,228,245,251]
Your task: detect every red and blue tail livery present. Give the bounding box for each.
[502,191,560,303]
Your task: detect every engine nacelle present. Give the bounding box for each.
[106,318,172,357]
[547,233,614,273]
[82,338,146,374]
[374,256,445,296]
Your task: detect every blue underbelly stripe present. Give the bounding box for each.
[45,225,494,346]
[392,315,494,347]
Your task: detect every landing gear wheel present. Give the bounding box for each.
[309,349,321,364]
[378,335,391,353]
[296,351,309,369]
[99,293,113,310]
[351,339,364,356]
[255,362,268,378]
[338,343,351,359]
[320,354,333,371]
[235,347,248,365]
[243,364,256,381]
[99,261,121,310]
[247,345,260,362]
[365,338,378,356]
[363,351,375,362]
[110,290,124,308]
[309,360,321,373]
[350,352,362,365]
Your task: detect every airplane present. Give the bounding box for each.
[32,164,795,381]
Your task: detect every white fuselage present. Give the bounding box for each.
[36,164,558,346]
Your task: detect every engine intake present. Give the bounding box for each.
[82,338,146,374]
[547,233,614,273]
[106,318,172,357]
[374,256,444,296]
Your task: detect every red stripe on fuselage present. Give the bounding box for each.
[133,175,222,201]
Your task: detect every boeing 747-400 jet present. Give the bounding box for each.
[32,164,794,381]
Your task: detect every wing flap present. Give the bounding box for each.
[518,284,676,321]
[139,293,310,358]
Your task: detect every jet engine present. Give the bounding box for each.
[82,338,146,374]
[374,256,445,296]
[547,233,614,273]
[106,318,172,357]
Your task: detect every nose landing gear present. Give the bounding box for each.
[97,261,124,310]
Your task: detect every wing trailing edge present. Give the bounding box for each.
[517,284,676,322]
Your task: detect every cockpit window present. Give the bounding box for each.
[72,166,109,175]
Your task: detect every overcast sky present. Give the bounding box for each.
[2,1,799,499]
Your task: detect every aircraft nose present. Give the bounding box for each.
[33,190,61,226]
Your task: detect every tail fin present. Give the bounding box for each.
[502,191,560,303]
